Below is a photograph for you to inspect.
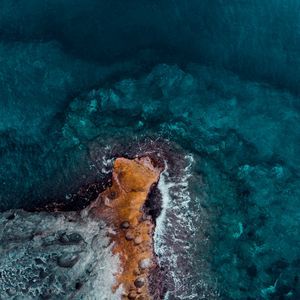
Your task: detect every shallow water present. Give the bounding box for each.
[1,1,300,299]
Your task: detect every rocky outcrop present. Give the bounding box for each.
[86,156,162,299]
[0,156,163,300]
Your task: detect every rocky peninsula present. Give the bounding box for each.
[0,156,163,300]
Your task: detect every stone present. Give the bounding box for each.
[6,288,16,296]
[134,237,143,245]
[134,277,145,288]
[139,258,152,270]
[120,221,130,229]
[57,253,80,268]
[133,269,141,276]
[109,191,117,199]
[59,232,84,244]
[125,232,134,241]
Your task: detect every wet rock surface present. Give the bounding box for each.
[134,278,145,288]
[139,259,152,270]
[57,253,80,268]
[0,209,122,299]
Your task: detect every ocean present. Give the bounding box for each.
[1,1,300,299]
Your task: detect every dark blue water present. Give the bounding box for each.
[1,1,300,299]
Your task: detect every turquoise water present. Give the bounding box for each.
[1,1,300,299]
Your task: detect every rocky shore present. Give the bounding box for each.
[86,156,163,299]
[0,156,165,299]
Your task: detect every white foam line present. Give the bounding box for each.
[154,164,175,253]
[152,154,203,299]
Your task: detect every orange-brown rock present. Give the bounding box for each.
[87,156,162,299]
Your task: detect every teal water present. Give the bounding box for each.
[1,1,300,299]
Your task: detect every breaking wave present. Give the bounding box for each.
[154,154,218,299]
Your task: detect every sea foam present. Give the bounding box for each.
[154,154,207,299]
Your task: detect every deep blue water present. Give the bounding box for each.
[1,1,300,299]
